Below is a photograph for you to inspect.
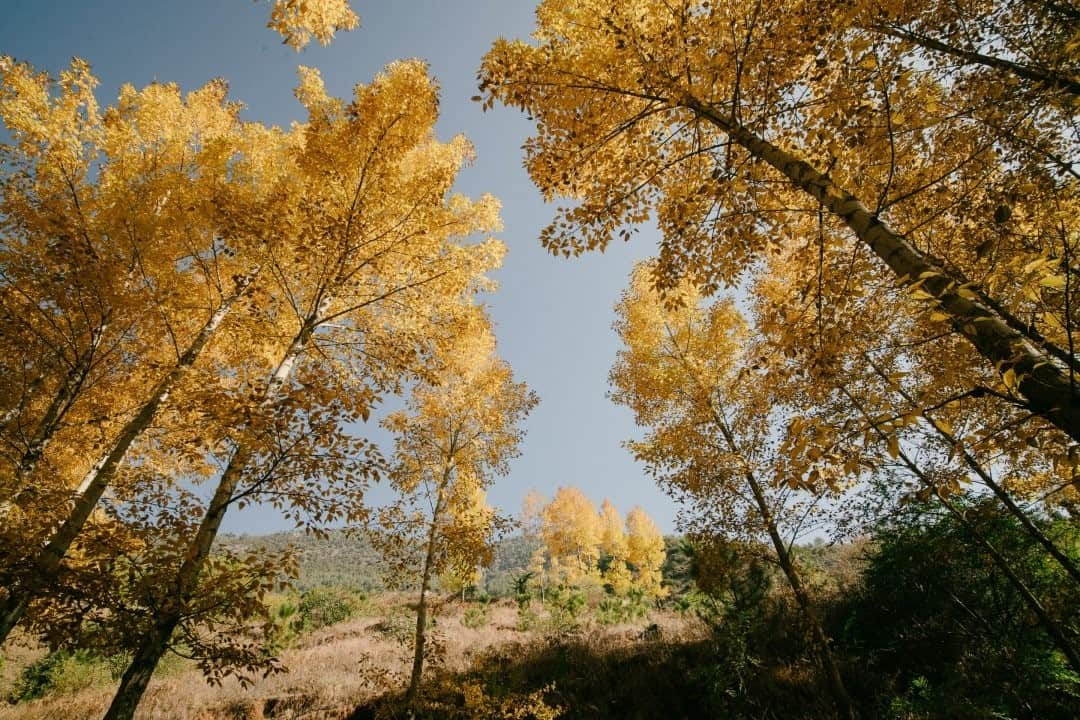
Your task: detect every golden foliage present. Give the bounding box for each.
[266,0,359,50]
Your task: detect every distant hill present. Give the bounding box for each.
[218,530,542,595]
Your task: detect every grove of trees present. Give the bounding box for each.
[479,0,1079,717]
[1,0,1078,718]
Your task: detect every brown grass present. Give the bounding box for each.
[0,594,694,720]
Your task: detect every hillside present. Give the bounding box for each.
[219,531,543,595]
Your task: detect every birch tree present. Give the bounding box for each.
[0,58,268,646]
[374,307,536,703]
[479,0,1080,445]
[610,264,856,718]
[100,60,508,720]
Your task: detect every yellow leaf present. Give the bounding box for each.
[1039,274,1066,290]
[956,286,980,301]
[887,435,900,459]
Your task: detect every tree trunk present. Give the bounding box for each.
[6,339,97,494]
[713,422,856,719]
[874,24,1080,97]
[406,580,431,704]
[687,100,1080,445]
[0,372,45,430]
[102,314,309,720]
[101,613,181,720]
[0,275,257,648]
[102,446,248,720]
[406,469,450,704]
[743,464,856,720]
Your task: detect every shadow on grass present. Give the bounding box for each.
[348,633,843,720]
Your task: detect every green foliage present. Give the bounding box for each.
[265,586,367,652]
[374,605,416,645]
[595,588,650,625]
[511,571,537,631]
[7,651,68,703]
[294,586,366,632]
[6,650,117,703]
[544,585,586,632]
[660,536,697,599]
[219,532,390,592]
[838,499,1080,719]
[463,597,493,630]
[512,572,536,603]
[267,594,301,652]
[219,531,543,597]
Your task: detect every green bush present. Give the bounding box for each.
[839,498,1080,719]
[7,650,114,703]
[267,595,300,651]
[374,605,416,645]
[8,651,67,703]
[294,586,365,632]
[595,589,650,625]
[463,597,492,629]
[545,585,586,632]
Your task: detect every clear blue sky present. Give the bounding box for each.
[0,1,678,532]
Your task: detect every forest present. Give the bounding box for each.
[0,0,1077,718]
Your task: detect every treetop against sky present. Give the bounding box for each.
[0,0,676,534]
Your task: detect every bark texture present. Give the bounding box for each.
[0,278,255,647]
[688,100,1080,445]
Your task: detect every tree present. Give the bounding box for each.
[479,0,1080,444]
[520,488,549,599]
[0,58,267,647]
[625,506,667,599]
[598,499,632,594]
[102,60,507,720]
[374,306,536,704]
[609,263,855,718]
[541,486,602,587]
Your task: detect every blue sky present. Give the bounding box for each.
[0,0,679,532]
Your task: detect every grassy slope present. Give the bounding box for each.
[218,531,542,595]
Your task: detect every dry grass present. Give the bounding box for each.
[0,594,694,720]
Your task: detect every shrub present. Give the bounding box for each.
[595,589,650,625]
[373,605,416,645]
[544,585,586,632]
[8,651,68,703]
[7,650,114,703]
[463,597,492,629]
[294,586,365,632]
[839,498,1080,719]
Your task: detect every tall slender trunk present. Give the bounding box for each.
[686,100,1080,444]
[0,275,256,648]
[669,334,854,717]
[866,357,1080,585]
[103,445,250,720]
[0,372,45,430]
[714,422,856,720]
[406,463,452,704]
[103,313,311,720]
[842,386,1080,674]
